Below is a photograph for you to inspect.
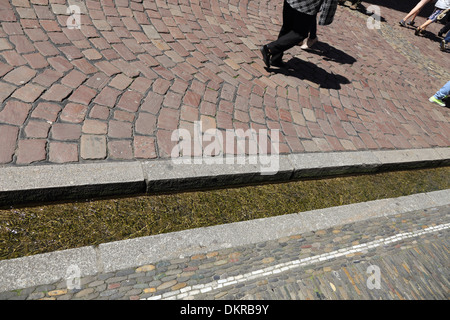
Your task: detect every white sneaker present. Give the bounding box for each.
[300,37,318,49]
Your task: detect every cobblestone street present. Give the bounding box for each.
[0,0,449,164]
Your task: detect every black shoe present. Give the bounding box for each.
[260,45,271,68]
[407,20,415,27]
[271,59,285,68]
[399,20,406,27]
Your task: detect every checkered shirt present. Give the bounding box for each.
[286,0,339,25]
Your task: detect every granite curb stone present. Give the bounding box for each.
[0,148,449,206]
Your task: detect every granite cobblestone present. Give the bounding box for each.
[0,1,449,166]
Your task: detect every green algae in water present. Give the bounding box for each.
[0,166,449,260]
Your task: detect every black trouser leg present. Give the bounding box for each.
[309,15,317,39]
[267,0,314,63]
[439,20,450,35]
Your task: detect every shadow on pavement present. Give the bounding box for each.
[416,29,447,43]
[303,42,357,65]
[268,57,351,90]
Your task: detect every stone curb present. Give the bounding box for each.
[0,188,449,293]
[0,147,449,207]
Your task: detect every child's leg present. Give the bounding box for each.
[420,19,434,30]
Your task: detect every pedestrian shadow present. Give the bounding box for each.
[340,2,387,23]
[416,30,445,43]
[397,21,446,44]
[301,42,357,65]
[267,57,351,90]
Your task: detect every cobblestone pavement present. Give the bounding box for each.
[0,0,449,166]
[1,204,448,300]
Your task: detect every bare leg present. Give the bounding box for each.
[400,0,431,23]
[419,19,434,30]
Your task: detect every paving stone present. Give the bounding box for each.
[40,84,73,102]
[61,70,87,88]
[0,63,13,78]
[11,83,45,102]
[93,86,121,107]
[9,35,35,53]
[23,53,49,69]
[24,120,51,138]
[60,103,88,123]
[3,66,36,85]
[89,105,110,120]
[95,61,121,77]
[0,100,32,126]
[133,135,156,159]
[32,69,63,87]
[1,51,27,67]
[15,139,47,164]
[68,85,97,105]
[0,82,17,103]
[108,140,133,159]
[48,142,78,163]
[80,135,107,159]
[117,90,143,112]
[88,280,106,288]
[51,123,81,141]
[109,74,133,90]
[0,125,19,164]
[31,102,62,122]
[47,56,73,73]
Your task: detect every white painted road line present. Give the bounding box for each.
[144,222,450,300]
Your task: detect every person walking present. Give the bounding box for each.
[261,0,339,68]
[399,0,433,27]
[415,0,450,35]
[437,16,450,50]
[429,81,450,106]
[438,9,450,37]
[440,27,450,50]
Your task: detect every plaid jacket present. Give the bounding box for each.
[286,0,339,25]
